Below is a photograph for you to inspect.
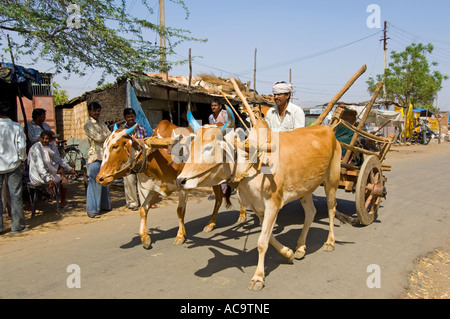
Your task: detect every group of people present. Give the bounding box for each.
[0,80,304,235]
[0,99,151,234]
[0,102,79,234]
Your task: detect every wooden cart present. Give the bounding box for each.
[314,66,395,225]
[230,65,394,225]
[326,103,395,225]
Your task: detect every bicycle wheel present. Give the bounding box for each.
[63,146,88,190]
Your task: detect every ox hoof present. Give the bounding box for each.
[203,224,215,233]
[173,236,186,246]
[282,248,295,263]
[237,215,247,224]
[142,236,152,250]
[294,249,306,260]
[248,280,264,292]
[322,243,335,252]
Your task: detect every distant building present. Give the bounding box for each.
[55,73,272,140]
[0,62,55,132]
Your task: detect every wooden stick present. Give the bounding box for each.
[7,34,31,151]
[187,48,192,111]
[229,78,257,127]
[342,81,383,163]
[337,118,388,143]
[339,141,380,158]
[220,91,249,131]
[314,64,367,125]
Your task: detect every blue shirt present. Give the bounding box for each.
[122,123,148,139]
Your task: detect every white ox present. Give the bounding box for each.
[176,109,345,291]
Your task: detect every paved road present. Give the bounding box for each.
[1,148,449,300]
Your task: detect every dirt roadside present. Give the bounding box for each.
[386,141,450,299]
[1,139,449,299]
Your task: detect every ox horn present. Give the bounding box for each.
[113,124,118,131]
[125,124,138,135]
[222,106,235,133]
[187,110,202,133]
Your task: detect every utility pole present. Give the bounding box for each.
[159,0,167,77]
[253,48,257,94]
[381,21,389,102]
[159,0,173,123]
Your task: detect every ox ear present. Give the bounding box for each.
[187,110,202,133]
[125,124,138,135]
[113,124,118,131]
[222,106,235,133]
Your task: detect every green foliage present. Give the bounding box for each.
[0,0,206,84]
[367,43,448,109]
[52,82,69,106]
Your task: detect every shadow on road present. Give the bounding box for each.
[119,194,360,279]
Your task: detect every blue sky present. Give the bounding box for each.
[11,0,450,110]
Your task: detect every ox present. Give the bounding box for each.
[177,110,346,291]
[96,120,246,249]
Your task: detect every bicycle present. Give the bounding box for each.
[56,139,88,190]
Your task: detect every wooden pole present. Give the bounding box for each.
[7,34,31,150]
[220,91,249,131]
[253,48,257,98]
[187,48,192,111]
[314,64,367,125]
[159,0,166,76]
[229,78,257,127]
[342,81,383,163]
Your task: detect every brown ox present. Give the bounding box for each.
[96,120,246,249]
[177,115,345,291]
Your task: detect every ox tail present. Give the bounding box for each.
[224,185,233,208]
[335,210,360,226]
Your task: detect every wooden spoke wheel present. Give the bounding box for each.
[355,155,386,225]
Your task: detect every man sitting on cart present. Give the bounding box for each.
[265,81,305,132]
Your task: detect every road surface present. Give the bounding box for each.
[1,143,449,300]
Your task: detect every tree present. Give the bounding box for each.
[52,82,69,106]
[0,0,206,83]
[367,43,448,111]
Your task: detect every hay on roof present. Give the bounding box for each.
[197,73,249,95]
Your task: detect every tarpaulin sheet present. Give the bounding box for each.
[344,105,403,127]
[126,79,154,136]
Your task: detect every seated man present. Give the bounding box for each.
[28,130,76,209]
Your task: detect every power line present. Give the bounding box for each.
[389,23,450,46]
[172,30,383,88]
[240,31,383,74]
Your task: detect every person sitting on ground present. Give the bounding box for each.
[28,130,76,210]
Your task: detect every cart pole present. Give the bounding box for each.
[314,64,367,126]
[342,81,383,163]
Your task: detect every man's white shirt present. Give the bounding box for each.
[265,102,305,132]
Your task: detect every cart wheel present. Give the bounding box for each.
[355,155,386,225]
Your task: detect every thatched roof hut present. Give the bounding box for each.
[56,73,273,140]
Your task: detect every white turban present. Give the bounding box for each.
[272,81,294,94]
